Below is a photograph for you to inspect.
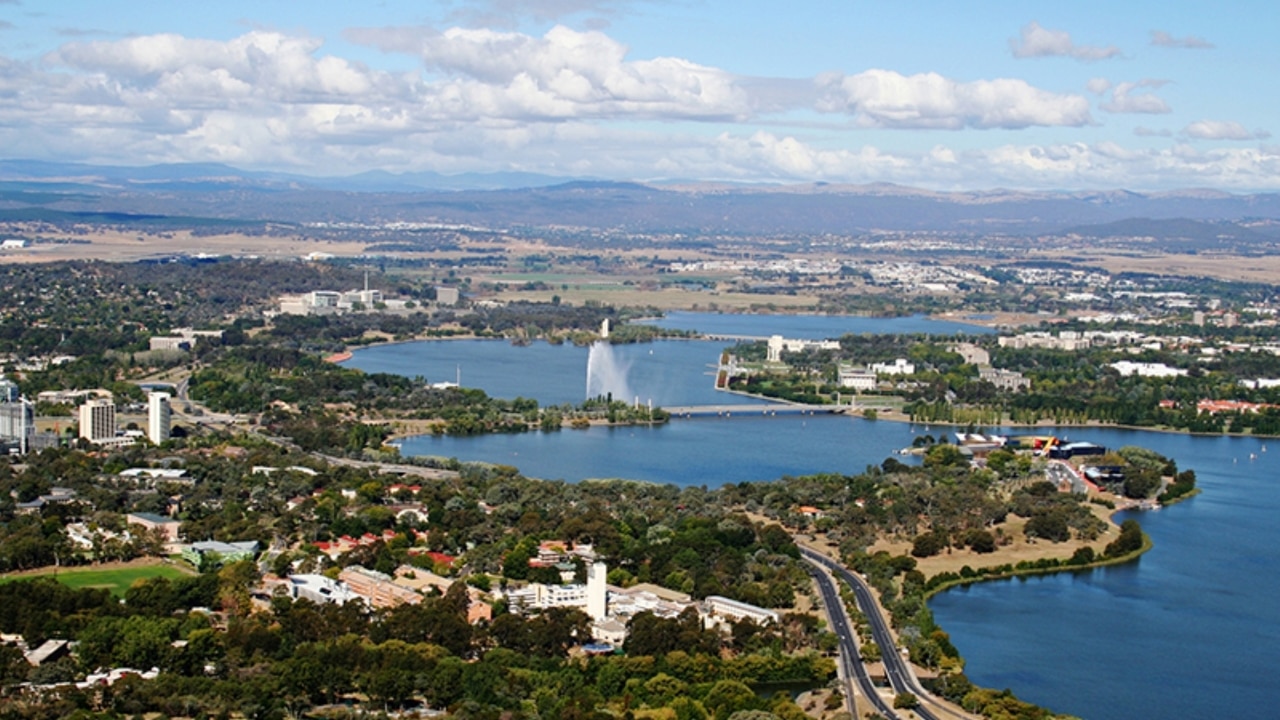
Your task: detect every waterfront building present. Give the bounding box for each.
[979,366,1031,391]
[837,365,877,391]
[767,335,840,363]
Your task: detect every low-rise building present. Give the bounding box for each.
[979,366,1031,391]
[703,595,780,628]
[289,574,360,605]
[339,565,423,609]
[182,540,259,566]
[870,358,916,376]
[127,512,182,543]
[837,366,877,391]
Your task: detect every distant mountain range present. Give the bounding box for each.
[3,159,1280,244]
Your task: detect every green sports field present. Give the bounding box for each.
[0,563,192,597]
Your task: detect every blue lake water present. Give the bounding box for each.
[343,312,1280,720]
[646,311,995,339]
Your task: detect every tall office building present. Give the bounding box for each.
[0,398,34,454]
[0,378,19,403]
[587,561,608,622]
[78,398,116,442]
[148,392,171,445]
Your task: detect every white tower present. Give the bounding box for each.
[600,318,610,339]
[587,561,608,621]
[148,392,171,445]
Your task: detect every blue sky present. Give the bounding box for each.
[2,0,1276,190]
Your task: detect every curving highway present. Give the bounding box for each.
[803,546,961,720]
[804,559,902,719]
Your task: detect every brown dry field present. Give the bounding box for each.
[0,228,372,263]
[1032,248,1280,284]
[493,286,821,310]
[796,495,1122,581]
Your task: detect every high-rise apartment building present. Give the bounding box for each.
[79,399,116,442]
[0,398,34,453]
[148,392,171,445]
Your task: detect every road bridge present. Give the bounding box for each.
[663,403,845,417]
[699,333,770,342]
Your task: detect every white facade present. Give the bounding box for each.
[1109,361,1187,378]
[703,595,780,627]
[587,562,608,621]
[0,398,34,453]
[148,392,171,444]
[436,286,460,306]
[837,366,877,391]
[870,358,916,376]
[149,337,193,352]
[289,574,360,605]
[767,335,840,363]
[79,399,116,442]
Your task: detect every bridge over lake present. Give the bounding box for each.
[663,403,845,418]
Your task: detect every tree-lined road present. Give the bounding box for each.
[804,555,902,719]
[804,546,969,720]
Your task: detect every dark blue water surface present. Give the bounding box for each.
[646,311,994,339]
[929,429,1280,720]
[343,338,759,408]
[344,313,1280,720]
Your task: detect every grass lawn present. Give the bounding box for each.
[0,562,192,597]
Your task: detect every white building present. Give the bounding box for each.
[703,595,780,628]
[950,343,990,366]
[289,574,361,605]
[870,358,916,376]
[436,286,460,306]
[837,366,877,391]
[587,561,608,621]
[149,337,193,352]
[79,398,116,442]
[148,392,171,445]
[504,583,588,613]
[766,335,840,363]
[1109,361,1187,378]
[978,367,1031,392]
[0,398,34,454]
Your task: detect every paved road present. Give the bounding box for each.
[802,547,950,720]
[803,555,902,720]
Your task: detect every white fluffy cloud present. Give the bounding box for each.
[1151,30,1213,49]
[1099,80,1171,114]
[49,32,384,100]
[1011,21,1120,61]
[1183,120,1270,141]
[3,25,1275,190]
[347,24,752,121]
[815,69,1091,129]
